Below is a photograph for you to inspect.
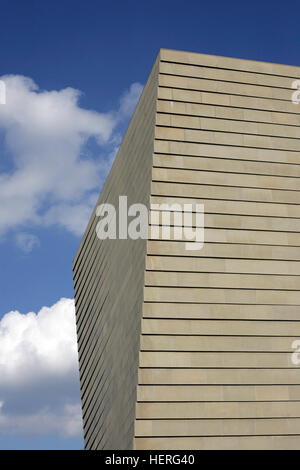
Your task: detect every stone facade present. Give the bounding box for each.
[73,49,300,450]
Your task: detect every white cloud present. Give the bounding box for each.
[0,298,83,438]
[15,232,40,253]
[0,76,143,240]
[119,82,143,117]
[43,194,99,237]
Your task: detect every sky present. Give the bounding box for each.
[0,0,299,450]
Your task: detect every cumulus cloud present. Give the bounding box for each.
[0,298,82,437]
[0,76,143,240]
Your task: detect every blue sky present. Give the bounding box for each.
[0,0,299,450]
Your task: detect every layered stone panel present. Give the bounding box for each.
[73,48,300,450]
[73,56,159,449]
[134,49,300,450]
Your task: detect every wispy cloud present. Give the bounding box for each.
[0,76,143,242]
[15,232,40,253]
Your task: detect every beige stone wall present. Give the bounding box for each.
[73,56,159,449]
[74,48,300,450]
[134,49,300,450]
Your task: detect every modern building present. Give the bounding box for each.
[73,49,300,450]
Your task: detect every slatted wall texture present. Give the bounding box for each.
[135,49,300,450]
[73,56,159,449]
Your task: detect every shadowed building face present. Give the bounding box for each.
[73,49,300,450]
